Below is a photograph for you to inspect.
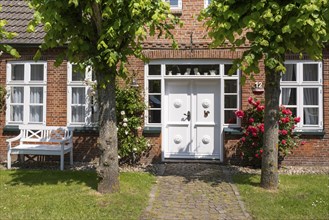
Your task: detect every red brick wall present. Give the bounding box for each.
[1,0,328,166]
[0,48,99,163]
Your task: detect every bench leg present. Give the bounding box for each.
[70,150,73,165]
[7,152,11,169]
[19,154,25,162]
[60,154,64,171]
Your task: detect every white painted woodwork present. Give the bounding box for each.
[6,125,73,170]
[164,79,220,159]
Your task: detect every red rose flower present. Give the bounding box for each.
[240,137,246,143]
[252,132,257,137]
[281,129,288,135]
[256,105,265,112]
[255,153,259,158]
[301,141,306,145]
[294,117,301,123]
[281,140,286,145]
[259,149,263,154]
[248,97,253,104]
[249,118,254,123]
[235,110,245,118]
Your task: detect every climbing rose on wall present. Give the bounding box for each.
[236,97,302,167]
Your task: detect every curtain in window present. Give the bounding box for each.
[29,87,43,122]
[282,64,296,81]
[304,88,318,125]
[282,88,296,105]
[72,88,86,122]
[10,87,24,121]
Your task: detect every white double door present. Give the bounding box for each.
[164,79,221,159]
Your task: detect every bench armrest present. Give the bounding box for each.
[6,133,22,143]
[59,133,73,145]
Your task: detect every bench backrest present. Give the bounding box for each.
[18,125,73,143]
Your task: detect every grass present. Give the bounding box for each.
[233,174,329,220]
[0,170,155,220]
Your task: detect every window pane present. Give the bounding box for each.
[72,65,85,81]
[303,64,318,81]
[149,65,161,75]
[11,106,23,122]
[72,88,86,104]
[288,108,297,117]
[304,88,318,105]
[170,0,179,6]
[304,108,318,125]
[31,64,44,81]
[224,64,236,75]
[282,88,296,105]
[72,106,85,122]
[11,64,24,80]
[224,95,237,108]
[30,106,43,122]
[30,87,43,104]
[149,95,161,108]
[149,80,161,93]
[11,87,24,103]
[224,80,237,93]
[149,110,161,123]
[282,64,296,81]
[224,110,237,124]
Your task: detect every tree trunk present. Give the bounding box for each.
[96,70,119,194]
[261,68,281,190]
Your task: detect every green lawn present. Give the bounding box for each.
[233,174,329,220]
[0,170,155,220]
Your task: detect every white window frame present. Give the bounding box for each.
[204,0,211,8]
[144,60,241,128]
[280,61,323,130]
[6,61,47,125]
[164,0,182,10]
[67,63,97,127]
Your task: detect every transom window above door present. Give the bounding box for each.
[145,61,240,127]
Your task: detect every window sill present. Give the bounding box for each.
[170,9,182,15]
[3,125,20,133]
[70,126,99,134]
[294,129,325,136]
[223,127,243,135]
[143,126,161,135]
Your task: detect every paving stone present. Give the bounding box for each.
[140,163,251,220]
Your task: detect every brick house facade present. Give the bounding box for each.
[0,0,328,166]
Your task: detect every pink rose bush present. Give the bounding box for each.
[236,97,302,167]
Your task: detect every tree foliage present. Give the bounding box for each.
[28,0,178,193]
[200,0,329,189]
[0,4,20,57]
[200,0,329,81]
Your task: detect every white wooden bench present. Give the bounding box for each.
[7,125,74,170]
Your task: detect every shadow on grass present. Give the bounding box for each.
[232,174,261,187]
[6,169,98,190]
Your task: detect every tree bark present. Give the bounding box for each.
[96,69,119,194]
[261,68,281,190]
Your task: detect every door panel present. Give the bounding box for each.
[164,79,220,159]
[166,81,191,156]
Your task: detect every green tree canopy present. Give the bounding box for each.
[200,0,329,189]
[28,0,178,193]
[0,4,19,57]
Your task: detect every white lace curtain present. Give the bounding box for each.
[11,87,23,121]
[29,87,43,122]
[72,87,86,122]
[304,88,318,125]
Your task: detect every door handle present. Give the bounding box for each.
[184,111,191,121]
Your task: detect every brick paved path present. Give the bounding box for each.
[141,163,250,220]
